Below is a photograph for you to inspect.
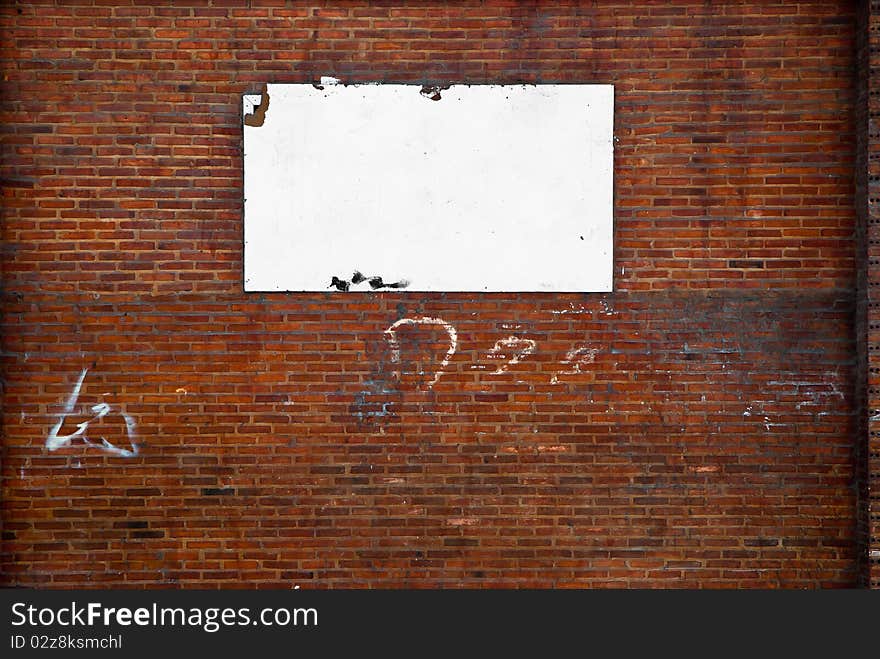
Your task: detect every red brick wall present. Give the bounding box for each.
[0,1,861,587]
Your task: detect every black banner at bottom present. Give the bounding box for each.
[0,588,875,656]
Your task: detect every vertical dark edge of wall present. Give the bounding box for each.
[855,0,870,589]
[864,0,880,589]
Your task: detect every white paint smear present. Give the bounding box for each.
[550,346,599,384]
[45,368,139,458]
[244,83,614,291]
[46,368,89,451]
[487,336,537,375]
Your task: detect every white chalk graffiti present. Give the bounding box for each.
[487,336,537,375]
[45,368,139,457]
[550,346,599,384]
[384,317,458,389]
[380,317,600,390]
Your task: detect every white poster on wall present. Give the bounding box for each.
[243,82,614,292]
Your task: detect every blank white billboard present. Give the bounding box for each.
[243,82,613,292]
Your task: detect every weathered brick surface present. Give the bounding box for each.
[0,1,862,587]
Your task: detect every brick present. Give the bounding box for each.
[0,0,864,590]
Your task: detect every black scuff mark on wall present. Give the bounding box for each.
[368,276,408,290]
[419,84,450,101]
[330,276,350,291]
[330,271,410,292]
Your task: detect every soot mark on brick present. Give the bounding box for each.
[202,487,235,496]
[728,260,764,269]
[132,530,165,539]
[117,521,149,529]
[351,384,397,427]
[330,271,410,292]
